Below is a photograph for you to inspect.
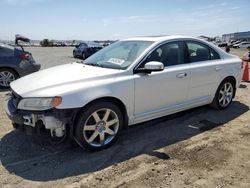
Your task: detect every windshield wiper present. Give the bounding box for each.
[84,62,103,67]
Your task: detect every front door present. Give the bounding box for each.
[134,41,190,123]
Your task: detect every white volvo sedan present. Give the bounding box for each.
[5,36,243,151]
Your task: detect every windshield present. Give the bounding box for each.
[83,40,153,70]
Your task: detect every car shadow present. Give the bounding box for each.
[239,83,248,88]
[0,101,248,182]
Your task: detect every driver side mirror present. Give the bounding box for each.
[134,61,164,74]
[144,61,164,71]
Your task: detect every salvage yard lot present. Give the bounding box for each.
[0,47,249,188]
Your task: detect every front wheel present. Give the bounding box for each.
[74,101,123,151]
[211,80,235,110]
[73,51,77,58]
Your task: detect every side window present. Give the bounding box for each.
[187,42,210,63]
[145,42,184,67]
[186,41,220,62]
[210,48,220,60]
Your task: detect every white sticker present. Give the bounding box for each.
[108,58,125,65]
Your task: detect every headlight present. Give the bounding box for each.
[17,97,62,111]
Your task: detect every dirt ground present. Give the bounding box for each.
[0,47,249,188]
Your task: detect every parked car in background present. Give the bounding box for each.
[5,36,243,151]
[0,35,40,89]
[73,42,103,59]
[233,42,250,48]
[229,41,240,47]
[217,42,227,47]
[243,51,250,61]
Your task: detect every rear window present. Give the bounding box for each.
[0,43,14,50]
[86,42,102,48]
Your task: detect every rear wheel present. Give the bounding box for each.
[73,51,77,58]
[211,80,235,110]
[0,68,18,89]
[75,101,123,151]
[82,52,86,60]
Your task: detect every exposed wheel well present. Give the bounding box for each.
[74,97,129,129]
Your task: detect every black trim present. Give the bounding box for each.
[133,68,152,74]
[133,68,164,74]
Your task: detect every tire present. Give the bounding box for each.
[82,52,86,60]
[73,51,77,58]
[0,68,18,89]
[74,101,123,151]
[210,79,235,110]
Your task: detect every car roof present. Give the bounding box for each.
[121,35,234,60]
[0,43,14,50]
[79,41,101,47]
[121,35,197,42]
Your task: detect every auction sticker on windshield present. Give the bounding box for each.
[107,58,125,65]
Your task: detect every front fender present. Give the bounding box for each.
[56,73,135,120]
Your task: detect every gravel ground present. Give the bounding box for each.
[0,47,249,188]
[25,47,80,70]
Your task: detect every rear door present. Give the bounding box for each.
[184,41,222,103]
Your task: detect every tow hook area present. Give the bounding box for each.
[43,116,65,138]
[22,114,66,138]
[23,114,36,127]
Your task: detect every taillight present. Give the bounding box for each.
[18,54,30,60]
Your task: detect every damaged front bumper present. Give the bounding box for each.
[5,94,77,138]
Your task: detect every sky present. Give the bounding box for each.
[0,0,249,40]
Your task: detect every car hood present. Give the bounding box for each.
[10,62,120,97]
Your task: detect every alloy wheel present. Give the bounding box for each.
[0,71,16,87]
[83,108,119,147]
[218,82,233,107]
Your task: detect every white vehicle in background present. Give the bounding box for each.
[5,36,243,151]
[233,42,250,48]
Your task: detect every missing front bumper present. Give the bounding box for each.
[22,114,66,137]
[5,97,77,138]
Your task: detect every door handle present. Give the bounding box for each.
[176,72,187,78]
[214,66,222,71]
